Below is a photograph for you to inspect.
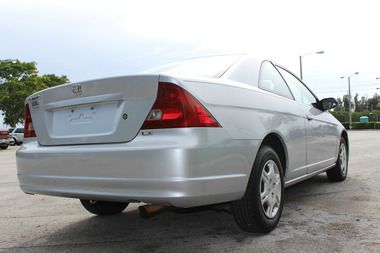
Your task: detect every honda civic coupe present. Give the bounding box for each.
[16,54,348,233]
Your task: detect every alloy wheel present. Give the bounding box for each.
[339,143,347,176]
[260,160,282,219]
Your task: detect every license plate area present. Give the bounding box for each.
[51,102,119,137]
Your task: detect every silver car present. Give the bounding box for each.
[16,54,348,233]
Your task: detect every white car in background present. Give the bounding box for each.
[16,55,348,233]
[11,127,24,145]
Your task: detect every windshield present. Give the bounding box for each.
[142,54,242,78]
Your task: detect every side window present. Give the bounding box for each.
[259,61,293,99]
[277,67,317,105]
[16,128,24,133]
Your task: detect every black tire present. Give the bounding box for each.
[231,145,284,233]
[80,199,129,216]
[0,145,8,150]
[327,137,348,182]
[13,138,19,146]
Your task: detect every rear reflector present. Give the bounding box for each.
[24,103,36,138]
[141,82,220,129]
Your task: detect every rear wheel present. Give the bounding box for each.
[80,199,129,216]
[326,137,348,182]
[0,145,8,150]
[231,145,284,233]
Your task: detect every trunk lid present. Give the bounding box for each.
[28,75,159,146]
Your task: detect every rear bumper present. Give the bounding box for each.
[16,128,259,207]
[0,138,10,146]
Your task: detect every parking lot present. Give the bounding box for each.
[0,130,379,253]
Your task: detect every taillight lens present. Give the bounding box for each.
[24,103,36,138]
[141,82,220,129]
[0,131,9,138]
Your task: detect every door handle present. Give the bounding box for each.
[306,115,313,121]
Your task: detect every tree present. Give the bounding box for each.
[354,93,359,112]
[335,97,344,111]
[343,95,349,111]
[374,93,380,111]
[359,96,367,112]
[368,98,378,111]
[0,59,69,127]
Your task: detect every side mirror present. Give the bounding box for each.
[319,97,338,111]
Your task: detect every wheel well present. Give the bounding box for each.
[341,130,349,154]
[260,133,287,175]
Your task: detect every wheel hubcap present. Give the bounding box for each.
[260,160,282,219]
[339,143,347,176]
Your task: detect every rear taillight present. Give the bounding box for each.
[24,103,36,138]
[141,82,220,129]
[0,131,9,138]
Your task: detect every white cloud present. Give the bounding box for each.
[1,0,380,100]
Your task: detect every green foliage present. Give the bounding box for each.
[335,93,380,113]
[334,97,344,112]
[342,95,350,111]
[0,59,69,127]
[331,111,348,122]
[367,97,379,111]
[341,122,380,130]
[331,110,380,124]
[39,74,70,88]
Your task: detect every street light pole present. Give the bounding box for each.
[375,78,380,122]
[341,72,359,129]
[299,51,324,80]
[348,76,352,128]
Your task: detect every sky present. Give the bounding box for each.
[1,0,380,127]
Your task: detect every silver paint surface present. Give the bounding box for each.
[16,56,346,207]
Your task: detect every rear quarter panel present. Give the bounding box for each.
[164,75,308,180]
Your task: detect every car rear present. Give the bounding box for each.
[0,130,10,149]
[16,74,252,207]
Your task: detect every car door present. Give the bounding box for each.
[276,66,338,173]
[258,61,307,180]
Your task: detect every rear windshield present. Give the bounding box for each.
[142,55,242,78]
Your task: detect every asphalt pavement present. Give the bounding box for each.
[0,130,379,252]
